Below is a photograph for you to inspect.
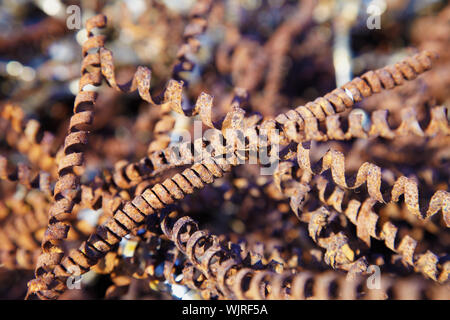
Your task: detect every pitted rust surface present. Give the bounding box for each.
[0,1,448,301]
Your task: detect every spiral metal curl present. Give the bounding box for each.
[274,51,439,143]
[144,0,215,156]
[138,213,449,300]
[343,105,446,140]
[289,105,449,143]
[295,175,449,283]
[272,157,449,283]
[230,268,449,300]
[296,143,449,225]
[0,248,40,270]
[26,14,108,300]
[172,0,214,84]
[0,157,51,196]
[24,13,439,298]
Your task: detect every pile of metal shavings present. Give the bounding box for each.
[0,0,449,300]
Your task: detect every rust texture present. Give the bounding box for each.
[0,0,448,300]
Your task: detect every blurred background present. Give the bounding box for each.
[0,0,449,299]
